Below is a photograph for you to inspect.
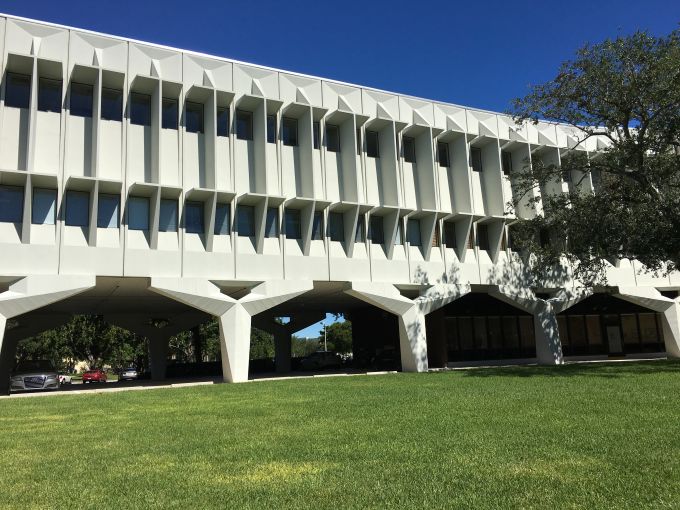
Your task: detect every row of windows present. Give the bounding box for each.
[4,74,516,172]
[4,73,231,135]
[446,315,536,362]
[557,313,664,356]
[0,184,508,250]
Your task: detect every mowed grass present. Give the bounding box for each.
[1,361,679,509]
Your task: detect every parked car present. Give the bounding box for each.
[299,351,343,371]
[82,369,107,384]
[9,360,60,392]
[58,374,72,385]
[118,366,138,381]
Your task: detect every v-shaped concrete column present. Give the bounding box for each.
[346,282,470,372]
[254,312,325,373]
[0,275,96,393]
[150,278,313,382]
[489,285,571,365]
[615,287,680,358]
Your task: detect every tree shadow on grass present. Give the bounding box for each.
[455,359,680,379]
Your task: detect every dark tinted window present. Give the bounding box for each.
[470,147,483,172]
[438,142,450,167]
[354,214,365,243]
[32,188,57,225]
[312,211,324,240]
[0,185,23,223]
[369,215,384,244]
[70,83,93,118]
[185,201,204,233]
[403,136,416,163]
[162,98,178,129]
[265,207,279,238]
[101,88,123,121]
[5,73,30,109]
[366,130,379,158]
[98,194,120,228]
[65,190,90,227]
[217,107,230,137]
[267,115,276,143]
[444,221,456,248]
[38,78,61,113]
[237,205,255,236]
[128,196,150,231]
[501,150,512,175]
[477,224,489,251]
[356,128,361,155]
[326,124,340,152]
[285,208,301,239]
[185,102,204,133]
[313,121,320,149]
[214,203,231,235]
[130,93,151,126]
[407,219,421,246]
[394,221,403,245]
[159,199,178,232]
[329,212,344,242]
[282,117,298,146]
[236,110,253,140]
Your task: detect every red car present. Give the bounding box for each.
[82,369,107,384]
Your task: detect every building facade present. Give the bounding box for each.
[0,14,679,391]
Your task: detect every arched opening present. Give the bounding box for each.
[428,292,536,366]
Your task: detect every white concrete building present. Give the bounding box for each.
[1,14,679,391]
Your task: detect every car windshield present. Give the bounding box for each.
[125,367,136,371]
[14,360,55,372]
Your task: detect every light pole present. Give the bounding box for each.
[324,323,327,351]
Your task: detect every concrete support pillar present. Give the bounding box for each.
[398,306,428,372]
[0,275,95,393]
[148,335,171,381]
[0,316,15,394]
[274,329,292,373]
[216,303,252,383]
[616,287,680,359]
[346,282,470,372]
[660,301,680,358]
[150,278,313,383]
[254,312,324,373]
[533,300,563,365]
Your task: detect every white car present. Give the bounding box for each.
[10,360,60,392]
[58,374,72,385]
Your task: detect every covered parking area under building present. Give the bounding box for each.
[2,276,680,393]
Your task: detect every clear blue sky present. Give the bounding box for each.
[3,0,678,113]
[3,1,676,340]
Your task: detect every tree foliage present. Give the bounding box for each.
[16,316,355,371]
[510,29,680,286]
[16,315,146,372]
[318,320,353,353]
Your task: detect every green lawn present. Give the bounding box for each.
[1,361,679,509]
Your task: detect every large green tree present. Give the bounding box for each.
[318,320,352,354]
[510,29,680,287]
